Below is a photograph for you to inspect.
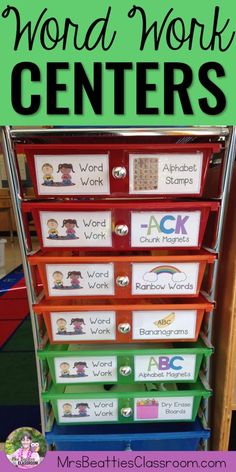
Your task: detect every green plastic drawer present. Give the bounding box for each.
[38,337,213,385]
[42,379,211,425]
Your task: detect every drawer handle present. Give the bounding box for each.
[120,366,132,376]
[118,323,131,334]
[124,442,132,451]
[115,224,129,237]
[112,167,127,179]
[116,275,129,287]
[121,407,133,418]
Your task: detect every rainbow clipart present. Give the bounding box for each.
[150,265,181,276]
[143,265,187,283]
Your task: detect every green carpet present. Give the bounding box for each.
[0,352,39,405]
[0,317,39,405]
[0,268,41,438]
[2,318,35,352]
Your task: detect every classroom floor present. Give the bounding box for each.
[1,235,236,450]
[0,234,41,441]
[0,238,21,278]
[0,236,39,279]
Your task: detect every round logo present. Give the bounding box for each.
[5,427,47,469]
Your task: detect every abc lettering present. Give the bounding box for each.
[148,355,184,371]
[147,215,189,235]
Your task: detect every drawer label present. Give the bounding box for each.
[132,310,197,340]
[35,154,110,195]
[51,311,116,341]
[134,396,194,421]
[134,354,196,381]
[46,263,114,297]
[54,356,117,383]
[131,211,201,247]
[40,211,112,247]
[132,262,199,295]
[57,398,118,423]
[129,153,203,195]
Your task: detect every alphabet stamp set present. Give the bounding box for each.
[23,140,219,428]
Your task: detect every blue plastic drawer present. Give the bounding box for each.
[46,418,210,451]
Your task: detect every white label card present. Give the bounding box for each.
[40,211,112,248]
[134,354,196,381]
[46,263,114,297]
[132,262,199,295]
[57,398,118,423]
[34,154,110,195]
[131,211,201,248]
[129,153,203,195]
[51,311,116,342]
[54,356,117,383]
[132,310,197,340]
[134,396,194,421]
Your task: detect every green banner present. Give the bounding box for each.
[0,0,235,124]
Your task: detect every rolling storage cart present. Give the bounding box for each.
[29,250,216,299]
[1,126,236,451]
[24,142,219,199]
[38,338,213,385]
[34,295,213,344]
[45,419,211,451]
[42,379,212,425]
[23,200,219,251]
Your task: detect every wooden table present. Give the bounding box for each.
[211,164,236,450]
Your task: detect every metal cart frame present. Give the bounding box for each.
[1,125,235,444]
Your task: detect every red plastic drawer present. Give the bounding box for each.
[21,143,221,198]
[29,250,216,300]
[23,201,219,251]
[34,295,213,344]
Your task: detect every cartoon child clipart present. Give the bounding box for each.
[60,362,70,377]
[62,403,73,417]
[53,271,64,289]
[57,163,75,185]
[47,219,59,239]
[67,271,83,289]
[62,219,79,239]
[56,318,67,335]
[75,403,90,417]
[42,163,54,185]
[73,361,88,377]
[70,318,85,335]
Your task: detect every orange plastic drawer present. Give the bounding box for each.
[21,143,221,198]
[23,201,219,251]
[29,250,216,300]
[34,295,213,344]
